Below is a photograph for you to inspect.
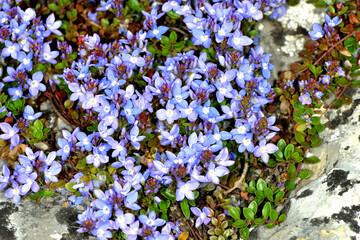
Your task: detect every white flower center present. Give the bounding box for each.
[200,34,208,42]
[218,29,226,36]
[64,145,70,153]
[203,107,209,114]
[214,133,221,141]
[130,56,137,64]
[166,109,174,117]
[153,29,159,35]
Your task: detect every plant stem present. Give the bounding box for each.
[224,152,249,195]
[314,29,360,66]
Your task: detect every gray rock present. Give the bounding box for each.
[0,193,95,240]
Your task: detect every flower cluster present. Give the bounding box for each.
[0,4,61,100]
[0,147,61,204]
[0,0,289,239]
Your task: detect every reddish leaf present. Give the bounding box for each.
[349,13,360,24]
[304,40,319,51]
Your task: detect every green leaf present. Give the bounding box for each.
[275,191,285,202]
[309,64,316,75]
[228,206,241,220]
[127,0,143,11]
[294,116,306,123]
[180,199,190,219]
[262,202,271,219]
[310,134,322,148]
[36,190,44,198]
[304,156,320,164]
[293,101,305,111]
[311,116,320,125]
[48,3,60,11]
[338,6,348,15]
[248,201,258,214]
[285,180,295,191]
[284,144,294,160]
[256,179,266,191]
[266,223,276,228]
[315,124,325,133]
[279,214,287,222]
[240,227,250,240]
[65,182,77,193]
[144,134,155,141]
[298,169,312,179]
[277,139,286,152]
[296,123,307,132]
[166,10,180,19]
[274,150,283,160]
[243,207,255,220]
[161,36,170,45]
[337,77,350,86]
[288,163,296,178]
[76,157,87,169]
[249,30,258,36]
[233,219,247,228]
[33,119,43,130]
[160,188,176,201]
[295,132,306,144]
[254,218,265,225]
[315,0,327,7]
[270,209,278,221]
[264,187,273,199]
[43,190,55,197]
[169,31,177,42]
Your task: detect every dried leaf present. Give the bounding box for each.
[356,33,360,42]
[304,40,319,51]
[319,43,328,51]
[345,24,354,32]
[339,49,352,56]
[178,232,189,240]
[349,13,360,24]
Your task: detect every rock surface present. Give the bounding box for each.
[0,185,95,240]
[250,89,360,240]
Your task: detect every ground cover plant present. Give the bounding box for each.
[0,0,359,239]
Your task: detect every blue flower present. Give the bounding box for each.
[191,207,211,228]
[4,181,23,205]
[17,52,33,71]
[228,30,253,51]
[0,123,20,149]
[43,161,62,183]
[45,13,62,36]
[27,71,46,97]
[215,22,233,43]
[156,102,180,124]
[2,40,21,59]
[126,125,146,150]
[57,138,71,162]
[76,132,94,151]
[122,49,145,68]
[0,165,11,191]
[23,105,42,121]
[146,25,169,40]
[205,162,229,184]
[139,211,166,227]
[325,14,342,28]
[191,29,212,48]
[17,172,39,194]
[162,0,181,12]
[253,140,278,164]
[176,180,199,201]
[121,100,141,124]
[299,93,312,105]
[41,42,59,64]
[308,23,324,40]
